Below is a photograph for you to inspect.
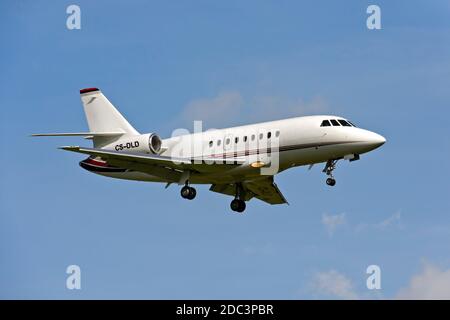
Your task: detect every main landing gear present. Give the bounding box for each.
[230,198,246,213]
[323,159,338,186]
[230,183,246,213]
[179,180,247,213]
[180,183,196,200]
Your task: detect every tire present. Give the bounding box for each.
[326,178,336,186]
[230,199,246,213]
[237,200,246,213]
[181,185,191,198]
[230,199,241,211]
[187,187,196,200]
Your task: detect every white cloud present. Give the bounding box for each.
[248,95,328,122]
[322,213,346,236]
[310,270,358,300]
[179,91,244,128]
[376,210,402,229]
[177,90,329,129]
[306,261,450,300]
[396,263,450,299]
[355,210,403,233]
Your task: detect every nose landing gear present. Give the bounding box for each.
[326,177,336,186]
[323,159,338,186]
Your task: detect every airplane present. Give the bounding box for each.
[32,88,386,213]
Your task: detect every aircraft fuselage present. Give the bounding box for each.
[80,115,385,184]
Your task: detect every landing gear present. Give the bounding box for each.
[230,199,246,213]
[323,159,338,187]
[230,183,246,213]
[326,177,336,186]
[180,184,196,200]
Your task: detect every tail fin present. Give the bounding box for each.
[80,88,139,147]
[80,88,139,135]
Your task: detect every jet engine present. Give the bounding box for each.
[105,133,162,154]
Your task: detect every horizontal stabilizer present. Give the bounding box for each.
[31,132,126,137]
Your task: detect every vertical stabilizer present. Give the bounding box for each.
[80,88,139,147]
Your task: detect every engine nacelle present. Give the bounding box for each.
[104,133,162,154]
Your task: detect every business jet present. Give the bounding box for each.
[32,88,385,213]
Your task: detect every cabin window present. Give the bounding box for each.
[338,119,351,127]
[209,141,213,147]
[275,131,280,137]
[217,139,221,146]
[330,119,340,126]
[251,134,255,141]
[267,132,272,139]
[235,137,239,143]
[244,136,248,142]
[259,133,263,140]
[320,120,331,127]
[226,138,230,145]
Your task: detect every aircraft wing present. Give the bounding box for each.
[210,176,288,205]
[60,146,244,173]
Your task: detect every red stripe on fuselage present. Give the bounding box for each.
[85,158,108,167]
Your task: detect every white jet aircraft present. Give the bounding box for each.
[33,88,386,213]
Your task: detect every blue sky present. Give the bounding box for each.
[1,0,450,299]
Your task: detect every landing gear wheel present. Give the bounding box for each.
[181,186,196,200]
[187,187,196,200]
[230,199,246,213]
[180,186,190,198]
[323,160,338,187]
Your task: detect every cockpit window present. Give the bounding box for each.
[338,119,351,127]
[330,119,340,126]
[320,120,331,127]
[321,118,357,127]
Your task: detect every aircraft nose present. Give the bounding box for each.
[368,132,386,148]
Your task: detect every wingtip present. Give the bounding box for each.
[59,146,80,151]
[30,133,48,137]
